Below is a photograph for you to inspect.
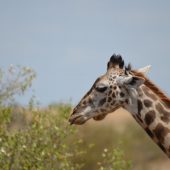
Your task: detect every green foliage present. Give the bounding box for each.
[0,105,84,170]
[0,66,131,170]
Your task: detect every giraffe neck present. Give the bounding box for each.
[123,84,170,158]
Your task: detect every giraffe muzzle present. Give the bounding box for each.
[69,114,87,125]
[69,105,93,125]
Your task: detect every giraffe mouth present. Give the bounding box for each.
[69,106,93,125]
[69,114,88,125]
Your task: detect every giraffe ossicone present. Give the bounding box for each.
[137,65,152,74]
[69,54,170,158]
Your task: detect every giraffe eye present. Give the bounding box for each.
[95,85,108,93]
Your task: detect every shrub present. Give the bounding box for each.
[0,105,85,170]
[0,66,131,170]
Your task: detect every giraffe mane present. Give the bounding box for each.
[132,70,170,107]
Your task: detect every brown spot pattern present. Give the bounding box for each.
[156,103,170,123]
[113,86,117,90]
[144,110,156,125]
[107,97,112,102]
[82,100,87,105]
[125,99,129,104]
[112,92,116,98]
[108,90,112,96]
[132,71,170,105]
[153,123,170,143]
[88,98,92,104]
[161,116,170,123]
[98,98,106,106]
[120,92,125,97]
[144,99,152,108]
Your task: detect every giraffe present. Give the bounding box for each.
[69,54,170,158]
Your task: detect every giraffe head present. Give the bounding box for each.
[69,54,150,125]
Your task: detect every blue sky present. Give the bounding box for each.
[1,0,170,106]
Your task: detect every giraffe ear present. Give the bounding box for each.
[117,76,145,88]
[137,65,151,75]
